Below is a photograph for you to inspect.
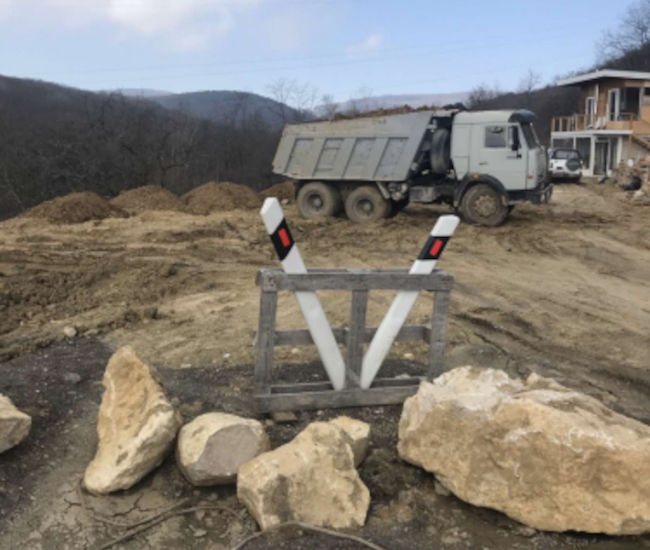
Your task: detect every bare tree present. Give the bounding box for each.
[599,0,650,60]
[320,94,339,119]
[517,69,542,94]
[266,78,319,123]
[346,86,376,115]
[467,83,503,109]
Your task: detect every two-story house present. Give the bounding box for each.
[550,69,650,177]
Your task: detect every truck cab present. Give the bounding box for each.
[442,110,550,224]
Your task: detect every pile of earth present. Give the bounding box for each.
[260,180,295,201]
[21,192,128,224]
[182,181,261,214]
[109,185,187,214]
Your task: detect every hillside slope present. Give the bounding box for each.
[150,90,300,127]
[0,75,283,220]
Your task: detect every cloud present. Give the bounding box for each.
[346,33,383,59]
[0,0,266,50]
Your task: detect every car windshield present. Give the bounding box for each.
[552,149,580,160]
[521,123,540,149]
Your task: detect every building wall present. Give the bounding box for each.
[550,133,626,176]
[576,78,650,124]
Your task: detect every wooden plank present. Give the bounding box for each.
[256,382,422,412]
[346,289,368,384]
[257,268,454,292]
[254,290,277,395]
[273,325,428,346]
[269,376,423,394]
[428,290,450,379]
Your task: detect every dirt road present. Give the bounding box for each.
[0,181,649,549]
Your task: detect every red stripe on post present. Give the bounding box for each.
[278,228,291,248]
[429,238,443,258]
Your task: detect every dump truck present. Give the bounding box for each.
[272,109,552,225]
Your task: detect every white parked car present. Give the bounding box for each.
[548,148,582,182]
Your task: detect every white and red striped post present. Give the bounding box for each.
[260,198,346,390]
[360,214,459,389]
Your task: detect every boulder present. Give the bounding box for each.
[83,347,182,494]
[329,416,370,466]
[237,421,370,530]
[398,367,650,535]
[177,413,269,486]
[0,394,31,453]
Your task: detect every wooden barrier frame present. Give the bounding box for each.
[254,267,454,412]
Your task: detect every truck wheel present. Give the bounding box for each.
[430,128,451,174]
[296,182,342,219]
[460,184,509,226]
[344,185,391,223]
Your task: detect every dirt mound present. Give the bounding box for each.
[110,185,187,214]
[260,180,295,201]
[329,104,449,121]
[22,192,128,224]
[182,181,261,214]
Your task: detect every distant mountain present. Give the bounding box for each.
[116,88,173,98]
[149,90,301,128]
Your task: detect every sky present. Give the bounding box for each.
[0,0,636,103]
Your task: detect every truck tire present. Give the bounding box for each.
[460,184,509,226]
[430,128,451,174]
[296,182,342,219]
[344,185,391,223]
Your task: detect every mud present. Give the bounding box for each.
[21,192,128,224]
[0,180,649,548]
[1,340,648,550]
[110,186,187,215]
[182,182,261,214]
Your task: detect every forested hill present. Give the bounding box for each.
[0,75,289,220]
[150,90,300,127]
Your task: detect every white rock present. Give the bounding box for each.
[329,416,370,466]
[0,394,31,453]
[398,366,650,535]
[83,347,182,494]
[237,421,370,530]
[62,326,77,338]
[177,413,269,486]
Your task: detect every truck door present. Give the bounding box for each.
[476,124,527,191]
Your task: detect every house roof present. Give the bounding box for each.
[557,69,650,86]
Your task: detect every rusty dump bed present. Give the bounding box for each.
[273,111,447,182]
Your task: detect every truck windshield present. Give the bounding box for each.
[521,123,540,149]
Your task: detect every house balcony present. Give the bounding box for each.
[551,113,643,133]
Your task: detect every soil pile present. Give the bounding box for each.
[110,185,187,214]
[22,192,127,224]
[260,180,295,201]
[182,181,261,214]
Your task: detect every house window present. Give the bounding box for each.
[485,126,506,148]
[585,97,595,127]
[608,89,620,121]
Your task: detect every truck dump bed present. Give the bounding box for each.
[273,111,438,182]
